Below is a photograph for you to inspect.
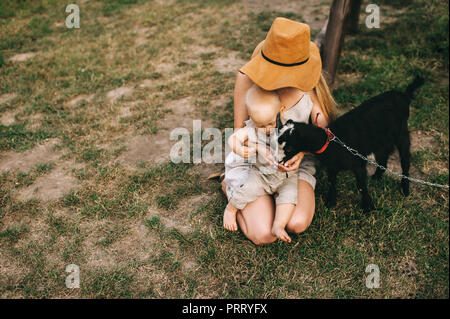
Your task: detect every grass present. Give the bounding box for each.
[0,0,448,298]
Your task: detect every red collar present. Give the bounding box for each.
[314,113,335,154]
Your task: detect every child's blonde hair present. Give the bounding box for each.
[246,84,280,125]
[314,72,338,123]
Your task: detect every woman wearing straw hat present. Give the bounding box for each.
[223,17,338,245]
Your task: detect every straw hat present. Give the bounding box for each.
[240,17,322,91]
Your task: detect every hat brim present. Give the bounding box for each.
[240,40,322,92]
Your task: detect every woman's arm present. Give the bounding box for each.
[233,71,254,129]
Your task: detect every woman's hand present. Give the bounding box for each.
[277,152,305,172]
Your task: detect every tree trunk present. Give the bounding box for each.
[320,0,352,85]
[345,0,362,34]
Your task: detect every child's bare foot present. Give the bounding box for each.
[223,204,238,231]
[272,224,291,243]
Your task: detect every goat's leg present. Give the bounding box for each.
[372,145,394,180]
[396,127,411,196]
[354,165,375,213]
[326,169,338,208]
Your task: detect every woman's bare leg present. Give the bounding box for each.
[221,180,279,245]
[236,195,277,245]
[223,178,276,245]
[286,180,316,234]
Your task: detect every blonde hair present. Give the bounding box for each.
[314,72,338,123]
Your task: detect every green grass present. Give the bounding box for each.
[0,0,447,299]
[0,224,30,243]
[0,123,53,151]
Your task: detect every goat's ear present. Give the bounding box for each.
[276,112,282,129]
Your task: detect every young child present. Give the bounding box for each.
[223,84,298,243]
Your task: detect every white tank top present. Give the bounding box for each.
[280,92,313,124]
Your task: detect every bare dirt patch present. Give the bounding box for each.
[410,130,440,152]
[119,106,133,118]
[213,51,246,73]
[139,79,153,88]
[366,130,446,178]
[132,25,154,47]
[0,111,16,126]
[0,139,61,173]
[240,0,332,31]
[15,160,81,202]
[154,0,175,5]
[155,62,175,74]
[116,115,193,166]
[84,220,155,271]
[9,52,38,62]
[65,94,95,107]
[181,44,222,65]
[106,87,134,103]
[117,97,214,168]
[0,93,17,105]
[146,193,213,235]
[133,26,151,35]
[135,36,147,47]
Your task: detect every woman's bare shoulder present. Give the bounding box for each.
[235,71,254,94]
[236,71,253,84]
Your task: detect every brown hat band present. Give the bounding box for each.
[261,49,310,67]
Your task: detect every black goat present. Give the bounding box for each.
[277,76,424,212]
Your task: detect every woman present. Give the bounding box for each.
[223,17,337,245]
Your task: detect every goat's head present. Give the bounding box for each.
[276,112,324,163]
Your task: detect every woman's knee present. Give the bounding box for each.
[237,195,276,245]
[237,210,275,245]
[249,231,276,245]
[286,207,314,234]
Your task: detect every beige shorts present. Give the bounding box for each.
[228,169,298,210]
[298,154,316,190]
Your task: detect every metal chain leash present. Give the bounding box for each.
[329,134,449,190]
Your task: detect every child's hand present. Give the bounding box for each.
[238,145,257,158]
[228,129,256,158]
[257,144,275,165]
